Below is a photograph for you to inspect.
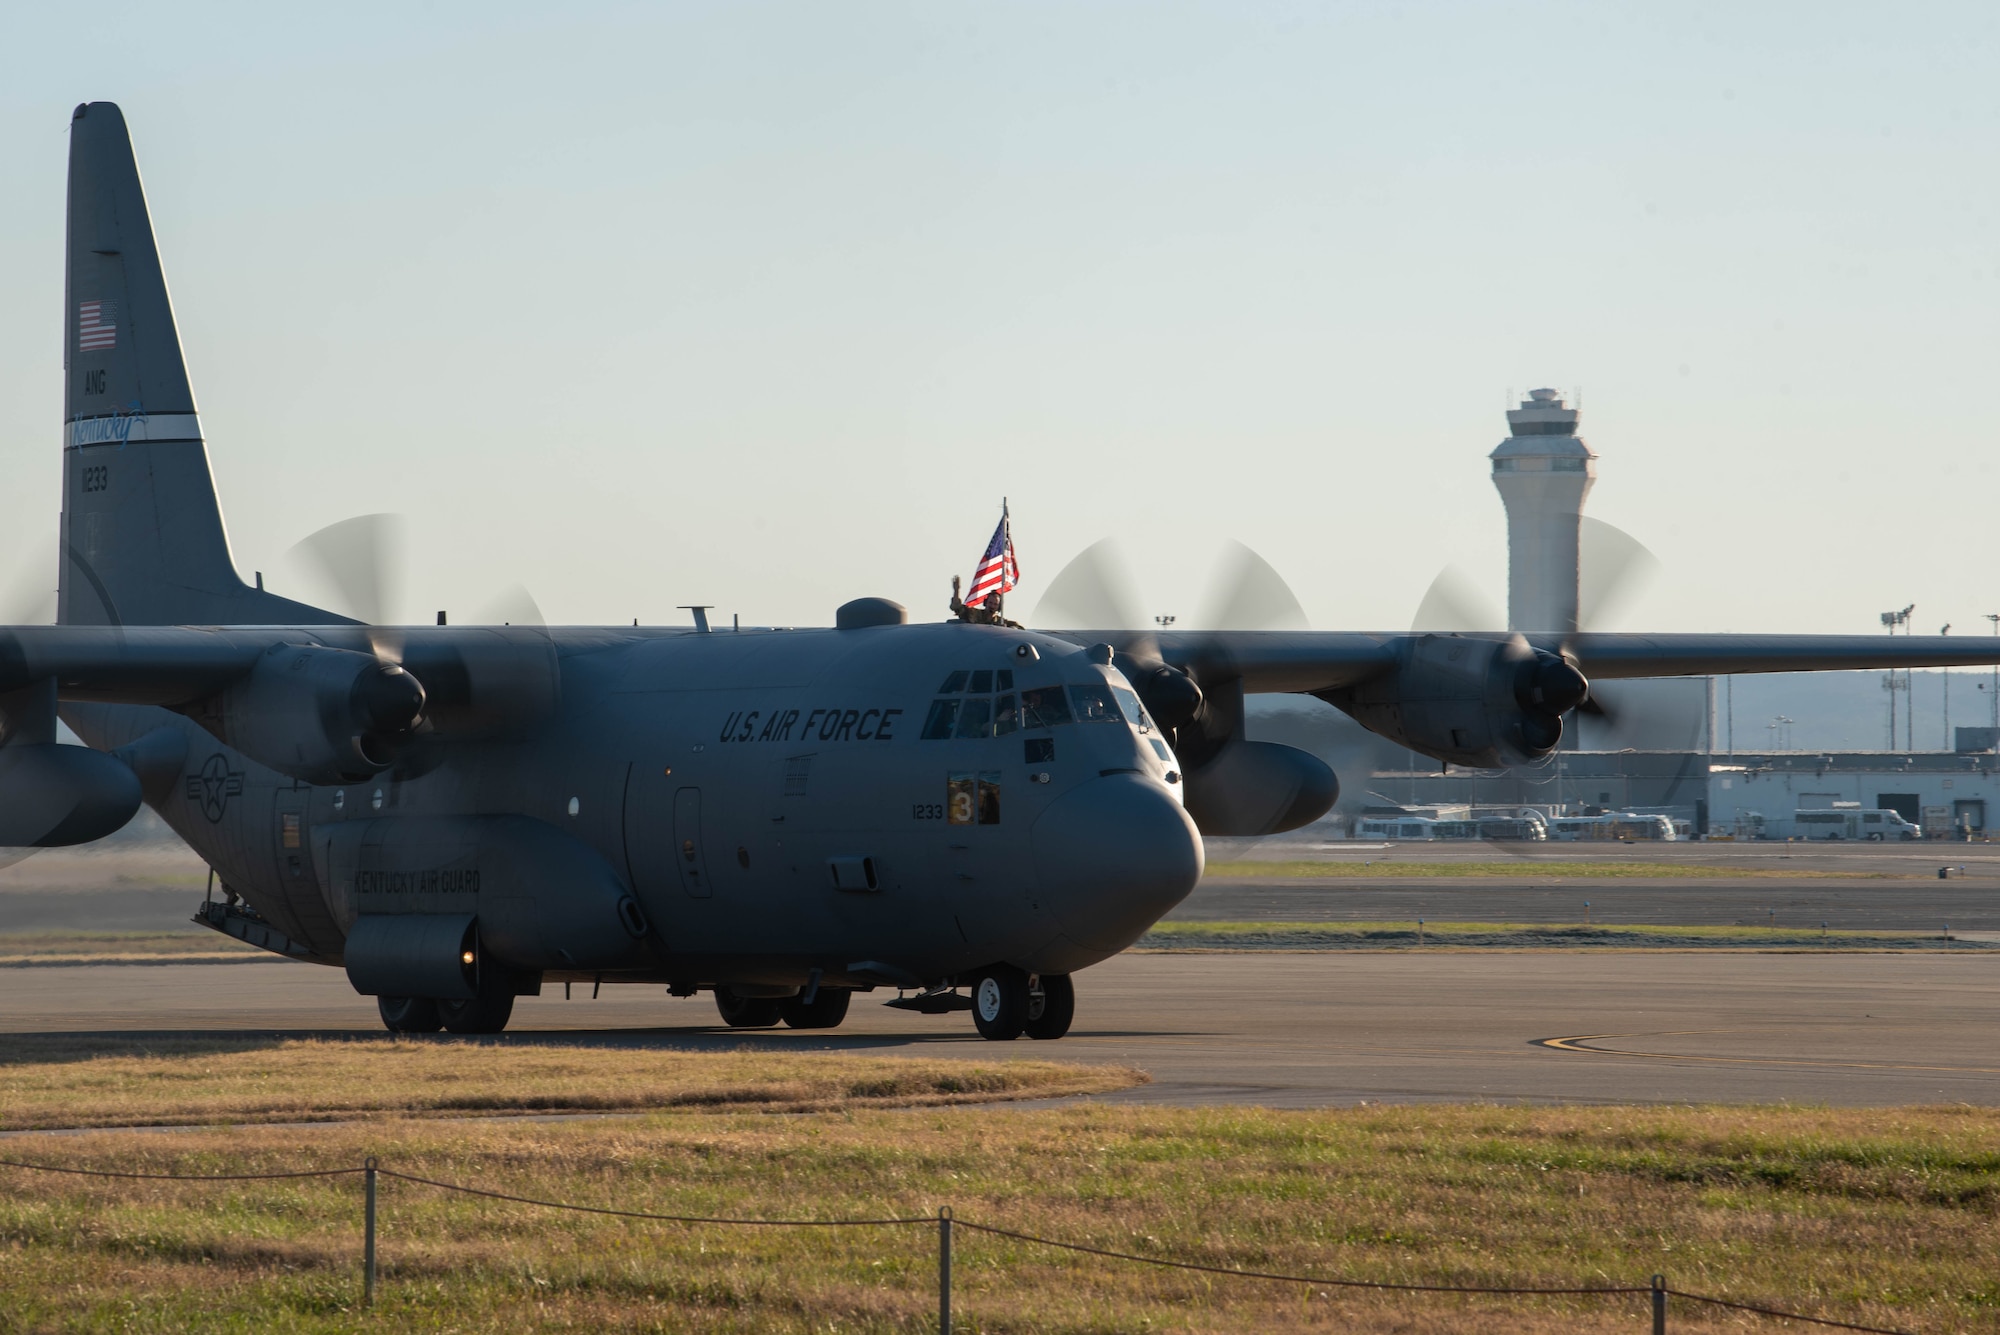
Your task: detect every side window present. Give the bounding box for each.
[1024,737,1055,763]
[1019,687,1072,729]
[1069,683,1121,723]
[921,699,961,740]
[946,773,975,824]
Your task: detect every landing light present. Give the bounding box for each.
[461,950,475,965]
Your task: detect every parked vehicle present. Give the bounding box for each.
[1790,808,1921,841]
[1547,812,1678,842]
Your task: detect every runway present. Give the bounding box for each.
[6,950,1997,1108]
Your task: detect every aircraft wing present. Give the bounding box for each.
[0,626,272,704]
[1066,629,2000,696]
[1555,632,1998,682]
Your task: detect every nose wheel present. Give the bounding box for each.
[1026,973,1074,1040]
[970,967,1074,1040]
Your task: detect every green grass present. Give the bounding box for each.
[1206,859,1897,880]
[0,929,265,966]
[1,1102,1996,1332]
[1142,919,1973,950]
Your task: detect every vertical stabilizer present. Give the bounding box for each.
[61,101,335,627]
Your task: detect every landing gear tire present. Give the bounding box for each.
[378,995,443,1034]
[715,987,783,1028]
[1025,973,1074,1040]
[439,976,516,1035]
[971,965,1030,1041]
[780,987,851,1030]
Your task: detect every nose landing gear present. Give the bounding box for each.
[970,966,1075,1041]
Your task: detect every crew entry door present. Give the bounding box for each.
[673,787,711,898]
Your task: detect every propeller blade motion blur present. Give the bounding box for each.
[1031,539,1143,631]
[1411,566,1502,635]
[1197,541,1309,633]
[287,513,404,627]
[1576,517,1661,635]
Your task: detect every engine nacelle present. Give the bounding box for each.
[194,645,426,784]
[1321,634,1587,768]
[1182,740,1339,836]
[0,743,141,846]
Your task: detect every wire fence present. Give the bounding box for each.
[0,1153,1917,1333]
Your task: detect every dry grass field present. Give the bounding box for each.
[0,1041,1994,1333]
[0,1036,1140,1130]
[1205,859,1894,880]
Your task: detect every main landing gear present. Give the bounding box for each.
[714,985,854,1030]
[376,972,518,1036]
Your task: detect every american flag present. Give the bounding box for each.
[965,504,1019,608]
[78,300,117,352]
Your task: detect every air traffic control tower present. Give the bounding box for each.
[1490,388,1597,634]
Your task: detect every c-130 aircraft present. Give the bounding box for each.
[9,102,1994,1040]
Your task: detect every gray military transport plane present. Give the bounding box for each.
[7,102,1995,1040]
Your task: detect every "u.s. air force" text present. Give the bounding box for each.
[718,707,903,744]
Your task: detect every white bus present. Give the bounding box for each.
[1354,816,1438,840]
[1788,808,1921,841]
[1355,813,1547,841]
[1547,812,1678,842]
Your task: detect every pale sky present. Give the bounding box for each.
[2,2,1995,636]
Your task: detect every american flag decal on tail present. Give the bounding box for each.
[78,300,117,352]
[965,505,1020,608]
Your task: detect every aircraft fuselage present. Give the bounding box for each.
[65,621,1204,997]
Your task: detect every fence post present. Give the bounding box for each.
[938,1206,953,1335]
[364,1156,378,1308]
[1651,1272,1666,1334]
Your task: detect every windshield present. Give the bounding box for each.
[1068,683,1122,723]
[1110,685,1152,733]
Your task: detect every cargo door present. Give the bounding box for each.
[673,787,712,898]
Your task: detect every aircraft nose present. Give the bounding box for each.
[1031,773,1204,955]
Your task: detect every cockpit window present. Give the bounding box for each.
[921,699,961,740]
[1111,685,1152,733]
[954,697,994,739]
[967,669,993,694]
[993,694,1020,736]
[936,670,969,694]
[1019,686,1072,729]
[1069,683,1122,723]
[996,669,1014,690]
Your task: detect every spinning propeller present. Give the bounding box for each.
[1032,537,1307,741]
[1410,517,1687,750]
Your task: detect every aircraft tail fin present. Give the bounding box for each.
[60,101,338,628]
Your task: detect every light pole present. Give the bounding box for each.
[1941,624,1952,751]
[1988,614,1999,732]
[1881,605,1914,751]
